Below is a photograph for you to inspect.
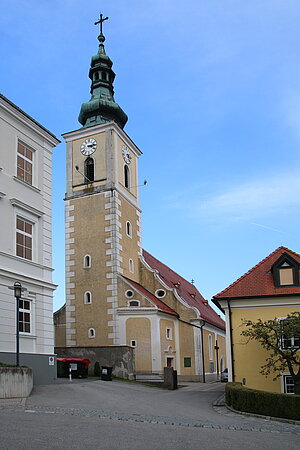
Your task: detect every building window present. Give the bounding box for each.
[88,328,95,338]
[128,300,139,307]
[84,157,94,183]
[83,255,91,268]
[19,299,31,333]
[208,334,213,360]
[184,357,191,368]
[94,72,99,81]
[17,141,33,185]
[124,165,130,189]
[129,258,134,273]
[130,340,137,347]
[272,253,299,287]
[280,319,300,349]
[16,217,33,260]
[126,221,132,238]
[155,289,166,299]
[125,290,134,298]
[166,328,172,340]
[283,375,295,394]
[84,291,92,304]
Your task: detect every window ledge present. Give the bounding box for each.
[13,176,41,193]
[20,333,37,339]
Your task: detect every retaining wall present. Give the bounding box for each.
[0,367,33,398]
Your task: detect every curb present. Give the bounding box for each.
[224,403,300,426]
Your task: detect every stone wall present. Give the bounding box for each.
[55,346,135,379]
[0,367,33,398]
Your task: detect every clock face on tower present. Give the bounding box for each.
[122,145,132,164]
[80,138,97,156]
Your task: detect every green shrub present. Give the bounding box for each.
[225,382,300,421]
[94,361,101,377]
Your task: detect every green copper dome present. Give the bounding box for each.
[78,29,128,129]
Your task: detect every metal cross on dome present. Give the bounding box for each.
[94,13,109,35]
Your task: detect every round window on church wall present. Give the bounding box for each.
[125,290,134,298]
[155,289,166,298]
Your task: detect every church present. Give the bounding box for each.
[54,16,225,381]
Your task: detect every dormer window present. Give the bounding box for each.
[272,253,299,288]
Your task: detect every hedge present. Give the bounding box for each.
[225,382,300,421]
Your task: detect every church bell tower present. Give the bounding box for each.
[62,15,142,347]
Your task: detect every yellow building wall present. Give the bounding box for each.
[126,318,152,373]
[54,306,66,347]
[160,319,176,368]
[231,305,300,393]
[178,321,195,376]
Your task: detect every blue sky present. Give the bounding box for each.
[2,1,300,312]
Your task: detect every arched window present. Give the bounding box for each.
[126,221,132,238]
[208,334,213,360]
[128,300,139,307]
[124,165,130,189]
[129,258,134,273]
[88,328,95,338]
[84,157,94,183]
[83,255,91,268]
[84,291,92,304]
[101,72,107,81]
[94,72,99,81]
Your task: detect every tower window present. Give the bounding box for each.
[124,165,130,189]
[101,72,107,81]
[166,328,172,340]
[84,157,94,183]
[83,254,91,268]
[126,221,132,238]
[129,258,134,273]
[84,291,92,304]
[88,328,95,338]
[94,72,99,81]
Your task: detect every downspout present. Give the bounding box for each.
[227,299,235,381]
[200,320,206,383]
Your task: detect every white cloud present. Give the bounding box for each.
[167,172,300,222]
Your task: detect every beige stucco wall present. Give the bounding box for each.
[126,318,152,373]
[231,304,300,393]
[160,319,176,368]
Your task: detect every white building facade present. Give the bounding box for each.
[0,94,60,384]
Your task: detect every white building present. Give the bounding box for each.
[0,94,60,384]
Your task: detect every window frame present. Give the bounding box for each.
[84,156,95,183]
[18,298,31,334]
[166,327,172,340]
[83,254,91,268]
[208,334,213,361]
[130,340,137,348]
[126,221,132,238]
[124,164,130,189]
[128,300,140,307]
[17,140,34,186]
[88,328,95,338]
[16,216,33,261]
[129,258,134,273]
[84,291,92,304]
[279,318,300,350]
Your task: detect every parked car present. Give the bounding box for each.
[221,368,228,382]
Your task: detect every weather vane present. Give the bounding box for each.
[94,13,109,35]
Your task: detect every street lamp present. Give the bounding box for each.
[8,282,27,366]
[14,282,22,367]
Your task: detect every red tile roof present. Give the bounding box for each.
[123,277,178,316]
[142,250,225,330]
[214,246,300,300]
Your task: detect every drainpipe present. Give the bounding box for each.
[200,320,206,383]
[227,299,235,382]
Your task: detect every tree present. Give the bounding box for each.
[241,312,300,395]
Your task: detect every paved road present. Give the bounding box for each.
[0,379,299,449]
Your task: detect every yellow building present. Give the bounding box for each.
[213,246,300,394]
[54,18,226,381]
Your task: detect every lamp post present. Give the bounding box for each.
[8,282,27,367]
[13,282,22,367]
[214,340,220,381]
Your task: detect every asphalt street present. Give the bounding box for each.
[0,379,299,449]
